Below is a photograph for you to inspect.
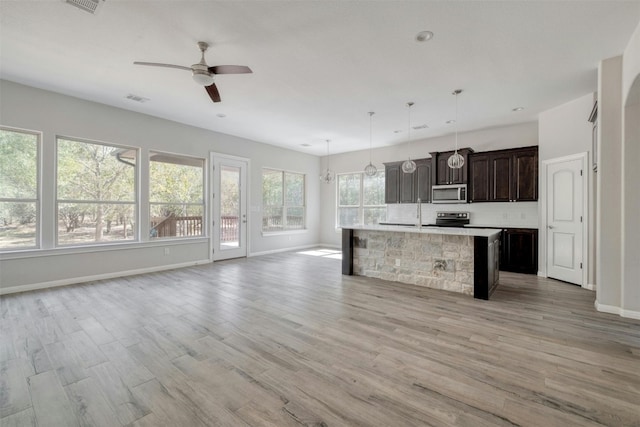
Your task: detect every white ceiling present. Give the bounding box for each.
[1,1,639,156]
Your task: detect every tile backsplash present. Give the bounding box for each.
[386,202,538,228]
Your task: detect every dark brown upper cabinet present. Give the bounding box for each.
[384,158,432,204]
[384,161,401,204]
[468,153,490,202]
[469,146,538,203]
[414,159,432,202]
[431,148,473,185]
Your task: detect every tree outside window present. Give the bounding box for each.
[262,169,305,232]
[337,171,386,227]
[56,137,137,245]
[0,127,39,250]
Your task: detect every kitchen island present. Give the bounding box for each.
[342,225,501,300]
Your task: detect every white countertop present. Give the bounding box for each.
[346,225,501,238]
[464,224,538,230]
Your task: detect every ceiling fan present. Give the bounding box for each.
[133,41,252,103]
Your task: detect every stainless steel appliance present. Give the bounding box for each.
[431,211,470,227]
[432,184,467,204]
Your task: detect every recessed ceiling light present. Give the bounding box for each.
[300,143,312,147]
[512,107,525,112]
[216,113,226,118]
[412,124,429,130]
[416,31,434,42]
[446,120,456,124]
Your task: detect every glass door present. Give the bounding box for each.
[211,154,248,260]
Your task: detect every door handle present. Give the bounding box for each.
[242,220,247,223]
[548,225,554,229]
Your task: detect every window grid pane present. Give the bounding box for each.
[337,171,386,228]
[149,152,205,240]
[0,127,39,250]
[262,169,306,232]
[56,137,137,245]
[57,202,136,245]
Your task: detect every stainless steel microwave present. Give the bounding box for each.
[432,184,467,204]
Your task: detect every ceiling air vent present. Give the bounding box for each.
[65,0,105,14]
[125,94,150,103]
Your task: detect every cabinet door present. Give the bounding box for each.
[469,154,490,202]
[512,148,538,201]
[415,159,432,202]
[501,229,538,274]
[384,163,400,204]
[436,153,452,185]
[491,152,512,202]
[399,169,415,203]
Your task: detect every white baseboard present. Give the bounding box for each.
[594,301,640,320]
[248,244,322,257]
[537,272,547,278]
[583,283,596,291]
[0,259,212,295]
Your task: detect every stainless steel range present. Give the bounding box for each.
[429,211,470,227]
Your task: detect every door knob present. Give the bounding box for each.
[548,225,554,229]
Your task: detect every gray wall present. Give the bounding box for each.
[0,80,321,292]
[538,93,595,285]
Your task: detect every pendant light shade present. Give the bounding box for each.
[364,111,377,176]
[401,102,416,174]
[447,89,464,169]
[320,139,335,184]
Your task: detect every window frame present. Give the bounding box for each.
[148,150,206,241]
[55,135,139,247]
[336,171,386,229]
[0,126,42,251]
[262,168,307,234]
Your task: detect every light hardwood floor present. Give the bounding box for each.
[1,248,639,426]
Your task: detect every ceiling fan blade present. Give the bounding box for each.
[209,65,252,74]
[133,62,192,72]
[205,83,221,103]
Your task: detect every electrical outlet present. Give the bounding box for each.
[395,259,401,267]
[164,247,170,256]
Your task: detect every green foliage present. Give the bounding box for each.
[262,169,283,206]
[0,129,38,200]
[57,138,136,202]
[150,160,203,205]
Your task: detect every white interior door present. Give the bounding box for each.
[546,158,583,285]
[212,155,248,260]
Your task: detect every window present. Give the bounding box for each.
[337,171,386,227]
[262,169,305,232]
[149,152,205,239]
[0,127,40,250]
[56,137,137,245]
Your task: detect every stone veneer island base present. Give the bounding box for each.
[342,226,501,300]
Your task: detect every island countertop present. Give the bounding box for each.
[345,224,501,238]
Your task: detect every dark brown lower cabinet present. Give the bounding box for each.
[500,228,538,274]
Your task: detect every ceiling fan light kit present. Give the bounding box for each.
[133,41,252,103]
[447,89,465,170]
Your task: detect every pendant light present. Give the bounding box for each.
[320,139,335,184]
[401,102,416,174]
[364,111,377,176]
[447,89,464,169]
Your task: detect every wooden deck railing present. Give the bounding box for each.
[220,215,238,242]
[151,215,202,238]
